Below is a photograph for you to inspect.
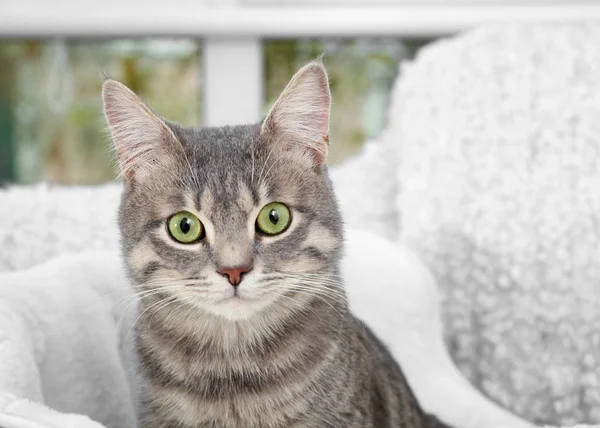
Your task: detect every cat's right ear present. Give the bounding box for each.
[102,79,179,182]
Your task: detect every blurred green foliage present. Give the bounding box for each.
[265,38,408,164]
[0,38,431,185]
[0,39,201,184]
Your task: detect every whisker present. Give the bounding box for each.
[256,134,286,186]
[114,284,194,318]
[148,295,187,327]
[287,287,348,307]
[269,291,322,321]
[122,295,178,348]
[283,287,347,319]
[260,155,285,187]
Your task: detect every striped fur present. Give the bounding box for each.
[103,62,454,428]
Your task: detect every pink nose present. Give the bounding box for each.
[218,266,252,286]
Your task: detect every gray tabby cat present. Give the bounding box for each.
[103,61,453,428]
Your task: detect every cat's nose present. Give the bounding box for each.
[217,265,252,287]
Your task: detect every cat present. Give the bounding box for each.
[102,60,453,428]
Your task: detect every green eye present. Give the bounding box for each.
[167,211,204,243]
[256,202,291,236]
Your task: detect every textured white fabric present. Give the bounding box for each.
[0,394,105,428]
[386,24,600,426]
[329,133,400,238]
[0,183,121,272]
[0,252,139,428]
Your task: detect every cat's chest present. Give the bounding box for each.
[147,381,311,428]
[140,334,332,428]
[138,311,346,427]
[143,359,319,428]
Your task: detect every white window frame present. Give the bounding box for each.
[3,1,600,126]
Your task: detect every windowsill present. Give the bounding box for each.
[2,3,599,37]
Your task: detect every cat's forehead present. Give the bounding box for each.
[174,123,260,162]
[169,123,258,187]
[166,123,292,203]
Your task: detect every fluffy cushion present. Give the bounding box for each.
[0,183,120,272]
[389,24,600,425]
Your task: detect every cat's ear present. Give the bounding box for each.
[102,79,179,181]
[261,61,331,166]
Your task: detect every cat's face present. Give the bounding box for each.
[104,62,343,321]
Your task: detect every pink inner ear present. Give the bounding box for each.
[102,80,170,179]
[309,88,331,138]
[262,62,331,166]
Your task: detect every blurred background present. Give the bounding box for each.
[0,0,596,185]
[0,37,431,184]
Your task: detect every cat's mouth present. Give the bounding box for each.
[215,293,260,304]
[214,292,261,305]
[206,290,274,321]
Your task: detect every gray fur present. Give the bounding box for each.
[103,62,453,428]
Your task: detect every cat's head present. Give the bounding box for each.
[103,61,344,321]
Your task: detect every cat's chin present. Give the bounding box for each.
[202,296,273,321]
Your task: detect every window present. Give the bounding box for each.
[0,37,436,184]
[264,38,433,164]
[0,39,201,184]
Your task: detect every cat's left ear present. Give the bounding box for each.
[261,60,331,166]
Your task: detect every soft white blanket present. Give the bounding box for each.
[0,230,533,428]
[387,24,600,426]
[0,251,138,428]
